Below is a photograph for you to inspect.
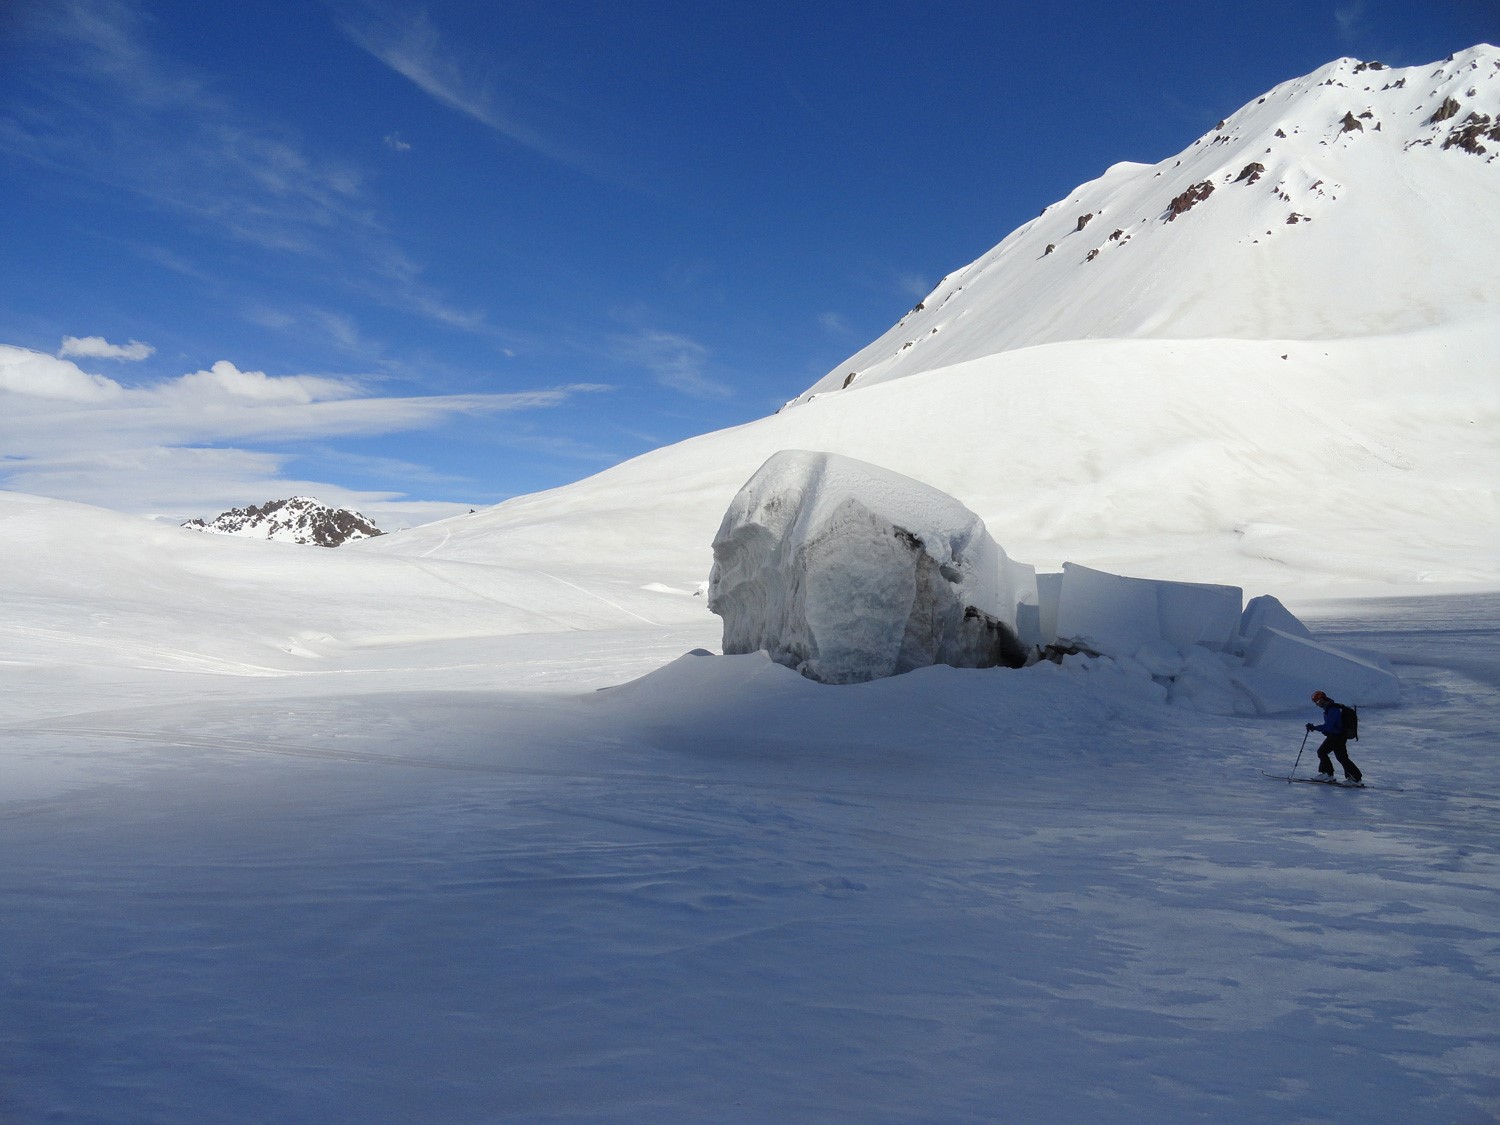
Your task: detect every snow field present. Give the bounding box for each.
[3,595,1499,1121]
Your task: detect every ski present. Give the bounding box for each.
[1260,770,1403,791]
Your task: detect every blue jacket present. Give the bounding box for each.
[1313,701,1344,737]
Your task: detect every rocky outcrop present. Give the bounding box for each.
[1430,97,1462,124]
[1443,111,1500,155]
[183,496,383,547]
[1166,180,1215,220]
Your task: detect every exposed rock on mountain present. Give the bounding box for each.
[1167,179,1215,219]
[1430,96,1462,123]
[183,496,382,547]
[1443,111,1500,154]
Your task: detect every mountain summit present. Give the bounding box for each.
[792,45,1500,402]
[183,496,382,547]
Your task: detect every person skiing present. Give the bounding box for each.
[1307,690,1363,786]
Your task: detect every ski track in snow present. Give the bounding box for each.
[539,569,664,626]
[2,596,1499,1122]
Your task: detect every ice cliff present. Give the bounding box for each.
[708,450,1035,684]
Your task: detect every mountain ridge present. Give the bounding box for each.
[790,45,1500,404]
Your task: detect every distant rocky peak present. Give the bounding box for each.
[183,496,382,547]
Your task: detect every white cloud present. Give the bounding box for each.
[6,445,292,510]
[173,360,361,404]
[383,132,412,153]
[59,335,156,361]
[2,442,474,530]
[1,345,123,402]
[0,344,608,514]
[818,312,853,336]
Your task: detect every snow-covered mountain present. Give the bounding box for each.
[183,496,383,547]
[357,51,1500,597]
[5,47,1499,661]
[792,46,1500,400]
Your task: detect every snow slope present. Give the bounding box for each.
[360,325,1500,596]
[794,47,1500,396]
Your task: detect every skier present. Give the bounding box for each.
[1306,690,1363,786]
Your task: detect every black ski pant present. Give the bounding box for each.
[1317,736,1361,782]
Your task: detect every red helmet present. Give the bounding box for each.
[1311,691,1328,703]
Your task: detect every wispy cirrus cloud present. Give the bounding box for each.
[0,343,608,519]
[897,271,935,301]
[1,344,605,452]
[0,0,501,340]
[3,0,370,248]
[817,312,854,336]
[611,330,733,400]
[1334,1,1368,40]
[334,0,601,176]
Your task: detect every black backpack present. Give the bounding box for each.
[1339,704,1359,741]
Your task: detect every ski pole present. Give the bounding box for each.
[1288,729,1310,780]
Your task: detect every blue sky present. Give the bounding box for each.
[1,0,1494,526]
